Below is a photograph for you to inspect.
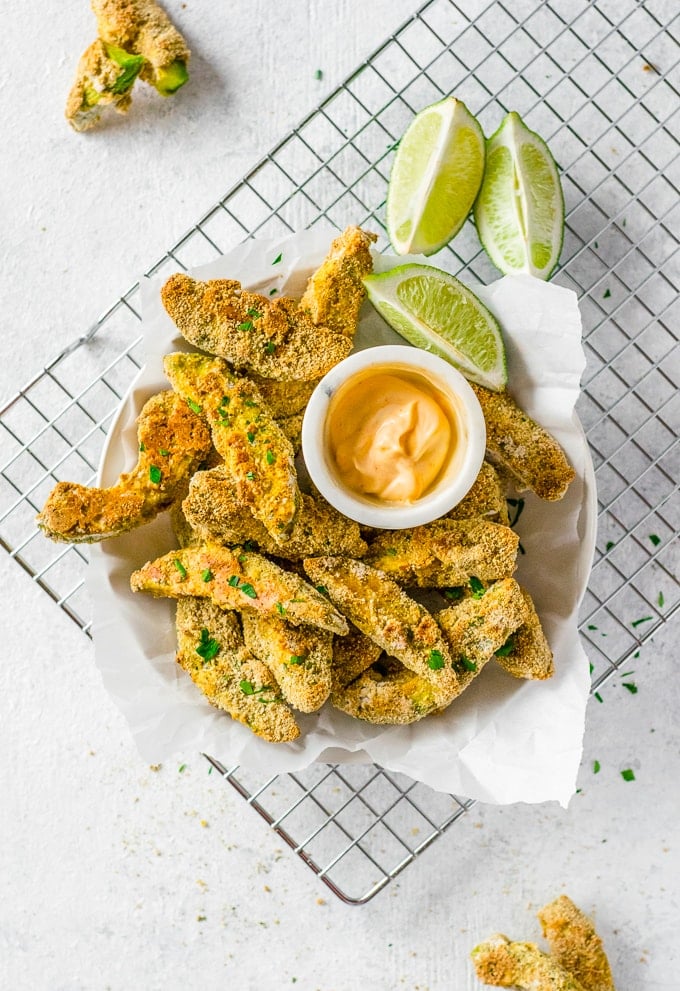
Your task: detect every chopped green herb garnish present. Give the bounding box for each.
[387,139,401,151]
[149,465,162,484]
[275,602,286,616]
[287,655,306,666]
[239,582,257,599]
[427,649,445,670]
[174,558,187,579]
[658,591,664,607]
[228,575,240,587]
[469,576,485,599]
[196,628,220,662]
[246,431,256,443]
[589,662,594,674]
[159,448,169,456]
[315,585,329,598]
[588,624,598,630]
[314,68,323,80]
[603,288,611,299]
[605,540,614,551]
[178,764,187,773]
[201,569,214,582]
[187,399,202,415]
[264,341,276,354]
[593,760,601,773]
[496,636,515,657]
[238,320,254,331]
[266,450,276,465]
[622,682,638,694]
[247,308,262,319]
[239,680,255,695]
[272,253,282,265]
[649,533,661,546]
[620,768,635,781]
[139,441,146,452]
[594,691,603,703]
[631,616,652,628]
[460,656,478,672]
[246,471,255,481]
[269,287,277,295]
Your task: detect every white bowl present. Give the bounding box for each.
[301,345,486,529]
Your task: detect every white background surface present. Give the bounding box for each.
[1,3,678,989]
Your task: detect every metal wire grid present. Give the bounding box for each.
[1,0,679,903]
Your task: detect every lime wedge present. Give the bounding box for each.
[473,111,564,279]
[363,264,507,391]
[386,97,485,256]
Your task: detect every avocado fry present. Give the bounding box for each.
[37,390,211,542]
[182,468,367,561]
[249,374,317,418]
[299,226,377,338]
[471,383,575,501]
[365,518,519,587]
[163,352,299,543]
[495,587,554,680]
[242,613,333,712]
[131,542,349,635]
[65,39,144,132]
[161,274,353,382]
[471,934,588,990]
[537,896,616,991]
[333,657,440,725]
[91,0,190,96]
[175,598,299,743]
[303,557,460,707]
[436,578,529,696]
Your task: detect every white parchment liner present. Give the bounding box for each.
[88,228,594,807]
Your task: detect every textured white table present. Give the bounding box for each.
[1,3,678,989]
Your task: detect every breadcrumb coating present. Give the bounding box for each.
[175,599,299,743]
[537,896,616,991]
[65,39,138,131]
[299,226,377,337]
[92,0,190,89]
[471,933,588,990]
[242,614,333,712]
[471,384,575,501]
[37,390,211,542]
[331,624,382,691]
[447,461,509,525]
[495,587,554,680]
[365,518,519,587]
[161,275,352,381]
[131,542,349,635]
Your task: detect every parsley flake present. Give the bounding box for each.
[201,569,214,582]
[139,441,146,452]
[460,656,478,672]
[649,533,661,546]
[287,655,306,666]
[246,471,255,481]
[593,760,601,773]
[247,308,262,319]
[272,253,282,265]
[196,628,220,662]
[658,591,665,607]
[187,399,202,415]
[620,768,635,782]
[149,465,162,484]
[314,68,323,80]
[631,616,652,628]
[246,431,256,443]
[606,540,614,551]
[496,636,515,657]
[266,450,276,465]
[178,764,187,773]
[269,287,277,296]
[469,576,485,599]
[159,448,169,456]
[238,320,254,331]
[173,558,187,579]
[315,585,329,598]
[427,649,445,670]
[275,602,286,616]
[622,682,638,694]
[264,341,276,354]
[603,288,611,299]
[239,680,255,695]
[240,582,257,599]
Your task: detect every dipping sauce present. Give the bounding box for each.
[326,366,457,503]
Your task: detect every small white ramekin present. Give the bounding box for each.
[301,345,486,529]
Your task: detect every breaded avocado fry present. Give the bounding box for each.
[299,226,377,338]
[471,934,588,989]
[163,352,299,542]
[365,518,519,587]
[537,896,616,991]
[303,557,460,707]
[436,578,529,695]
[176,599,299,743]
[447,461,510,525]
[495,587,554,680]
[333,657,440,724]
[37,390,211,542]
[65,38,143,131]
[471,383,575,501]
[182,468,367,561]
[91,0,190,96]
[161,275,352,381]
[131,542,349,635]
[242,613,333,712]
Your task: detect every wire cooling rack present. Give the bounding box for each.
[1,0,679,904]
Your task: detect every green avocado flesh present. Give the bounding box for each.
[104,43,145,94]
[155,60,189,95]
